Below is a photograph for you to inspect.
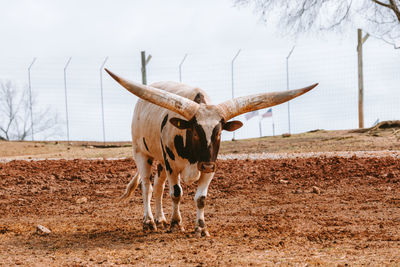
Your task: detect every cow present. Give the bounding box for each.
[105,68,317,237]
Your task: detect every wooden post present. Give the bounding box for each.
[141,51,152,85]
[357,29,369,129]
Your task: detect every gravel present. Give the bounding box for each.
[1,150,400,163]
[217,150,400,160]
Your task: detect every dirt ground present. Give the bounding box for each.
[1,156,400,266]
[1,124,400,265]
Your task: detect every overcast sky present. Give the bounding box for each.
[1,0,296,56]
[1,0,399,141]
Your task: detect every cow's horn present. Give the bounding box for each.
[217,83,318,121]
[105,69,200,120]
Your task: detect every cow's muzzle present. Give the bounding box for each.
[197,162,216,173]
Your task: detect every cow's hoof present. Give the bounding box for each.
[194,227,210,237]
[143,220,157,232]
[168,221,185,233]
[155,219,168,229]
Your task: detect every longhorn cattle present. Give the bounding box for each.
[105,68,317,237]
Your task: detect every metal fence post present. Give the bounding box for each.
[231,49,241,141]
[179,54,188,82]
[100,57,108,144]
[286,46,295,134]
[28,58,37,141]
[63,57,72,143]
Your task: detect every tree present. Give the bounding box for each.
[0,80,60,141]
[234,0,400,48]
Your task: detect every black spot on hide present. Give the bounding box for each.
[198,219,205,228]
[157,164,163,177]
[143,138,149,152]
[161,139,173,175]
[165,146,175,160]
[197,196,206,209]
[147,158,153,165]
[164,158,172,175]
[174,135,196,164]
[161,114,168,132]
[173,184,181,198]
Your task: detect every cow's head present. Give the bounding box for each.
[169,104,242,172]
[105,69,317,173]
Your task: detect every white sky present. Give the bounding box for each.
[1,0,399,141]
[1,0,295,56]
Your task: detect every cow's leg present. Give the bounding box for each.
[154,164,167,229]
[167,173,185,232]
[194,172,214,237]
[135,153,157,231]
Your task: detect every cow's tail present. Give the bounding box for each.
[118,172,140,202]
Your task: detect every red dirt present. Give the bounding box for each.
[1,157,400,265]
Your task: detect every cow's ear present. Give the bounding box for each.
[223,120,243,132]
[170,118,191,129]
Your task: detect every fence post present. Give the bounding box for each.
[100,57,108,144]
[63,57,72,143]
[141,51,152,85]
[286,46,295,134]
[179,54,188,82]
[231,49,241,141]
[28,58,37,141]
[357,29,369,129]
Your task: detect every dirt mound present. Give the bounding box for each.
[1,157,400,265]
[375,120,400,129]
[351,120,400,133]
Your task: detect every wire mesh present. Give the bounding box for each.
[0,42,398,141]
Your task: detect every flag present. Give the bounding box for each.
[262,108,272,118]
[245,110,259,120]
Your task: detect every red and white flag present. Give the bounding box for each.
[262,108,272,118]
[245,110,259,120]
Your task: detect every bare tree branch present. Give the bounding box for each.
[0,79,60,141]
[388,0,400,21]
[234,0,400,47]
[372,0,392,9]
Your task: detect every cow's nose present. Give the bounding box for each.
[197,162,216,173]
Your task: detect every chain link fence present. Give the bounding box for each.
[0,40,399,142]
